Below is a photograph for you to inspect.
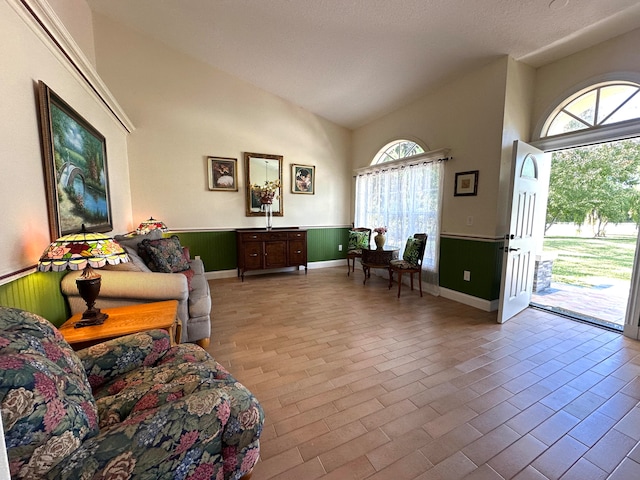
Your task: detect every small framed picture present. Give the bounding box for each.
[208,156,238,191]
[454,170,479,196]
[292,164,315,194]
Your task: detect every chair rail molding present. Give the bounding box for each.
[8,0,135,133]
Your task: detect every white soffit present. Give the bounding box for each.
[87,0,640,129]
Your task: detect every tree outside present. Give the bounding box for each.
[546,138,640,237]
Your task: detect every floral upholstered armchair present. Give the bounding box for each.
[0,307,263,479]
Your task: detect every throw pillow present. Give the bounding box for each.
[139,235,190,273]
[114,229,163,254]
[348,230,369,251]
[402,237,424,265]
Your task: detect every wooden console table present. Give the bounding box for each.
[59,300,180,349]
[361,247,399,285]
[236,228,307,280]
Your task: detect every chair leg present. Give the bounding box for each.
[388,268,394,289]
[418,271,423,297]
[397,271,403,298]
[347,257,351,276]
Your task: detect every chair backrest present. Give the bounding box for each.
[402,233,428,266]
[348,227,371,250]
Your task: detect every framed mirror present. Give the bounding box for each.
[245,152,284,216]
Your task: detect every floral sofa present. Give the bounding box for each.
[0,307,263,479]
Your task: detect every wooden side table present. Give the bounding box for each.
[361,247,400,285]
[59,300,181,350]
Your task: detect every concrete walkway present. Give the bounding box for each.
[530,278,629,329]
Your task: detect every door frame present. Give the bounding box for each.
[532,133,640,339]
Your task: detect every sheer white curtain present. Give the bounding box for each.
[354,159,444,295]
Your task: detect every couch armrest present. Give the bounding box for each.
[61,270,189,302]
[77,329,171,390]
[189,257,205,275]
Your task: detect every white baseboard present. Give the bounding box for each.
[204,259,346,280]
[439,287,498,312]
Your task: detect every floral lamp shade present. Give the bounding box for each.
[38,230,129,272]
[38,227,129,326]
[136,217,169,235]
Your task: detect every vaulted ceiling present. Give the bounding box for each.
[87,0,640,129]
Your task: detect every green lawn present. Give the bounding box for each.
[543,235,636,286]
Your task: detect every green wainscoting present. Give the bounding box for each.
[0,228,350,325]
[0,271,69,326]
[439,236,504,301]
[172,227,349,269]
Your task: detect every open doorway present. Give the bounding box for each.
[530,138,640,331]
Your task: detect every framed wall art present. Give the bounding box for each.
[208,156,238,191]
[291,164,315,194]
[38,81,113,239]
[454,170,479,196]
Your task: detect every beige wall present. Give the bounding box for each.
[92,14,352,231]
[47,0,96,66]
[0,0,132,281]
[352,57,509,238]
[532,28,640,138]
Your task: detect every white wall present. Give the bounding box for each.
[92,14,352,231]
[495,58,536,236]
[0,0,132,281]
[352,57,509,238]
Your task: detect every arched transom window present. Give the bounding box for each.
[542,81,640,137]
[373,139,424,164]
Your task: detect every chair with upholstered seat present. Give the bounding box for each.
[346,227,371,276]
[388,233,428,297]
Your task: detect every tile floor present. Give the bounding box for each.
[206,267,640,479]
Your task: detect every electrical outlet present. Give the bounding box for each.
[338,244,342,251]
[466,216,473,226]
[463,270,471,281]
[195,255,201,260]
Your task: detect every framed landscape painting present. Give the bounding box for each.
[38,81,112,239]
[292,164,315,194]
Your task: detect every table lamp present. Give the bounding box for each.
[136,217,168,235]
[38,226,129,327]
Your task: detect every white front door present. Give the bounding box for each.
[498,140,550,323]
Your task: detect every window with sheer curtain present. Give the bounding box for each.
[354,146,445,294]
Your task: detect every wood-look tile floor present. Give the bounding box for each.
[205,267,640,479]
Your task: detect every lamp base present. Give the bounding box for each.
[75,268,108,328]
[75,309,108,328]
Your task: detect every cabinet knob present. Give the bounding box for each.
[295,250,301,254]
[249,253,258,257]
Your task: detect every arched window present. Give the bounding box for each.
[355,140,447,295]
[372,139,425,164]
[542,81,640,138]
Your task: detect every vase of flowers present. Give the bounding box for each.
[374,226,387,250]
[251,179,281,230]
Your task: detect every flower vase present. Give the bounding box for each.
[374,233,386,250]
[263,202,273,230]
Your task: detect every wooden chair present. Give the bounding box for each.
[346,228,371,276]
[388,233,428,297]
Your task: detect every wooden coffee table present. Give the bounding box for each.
[59,300,181,349]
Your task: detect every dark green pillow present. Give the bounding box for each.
[348,230,369,251]
[402,237,424,265]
